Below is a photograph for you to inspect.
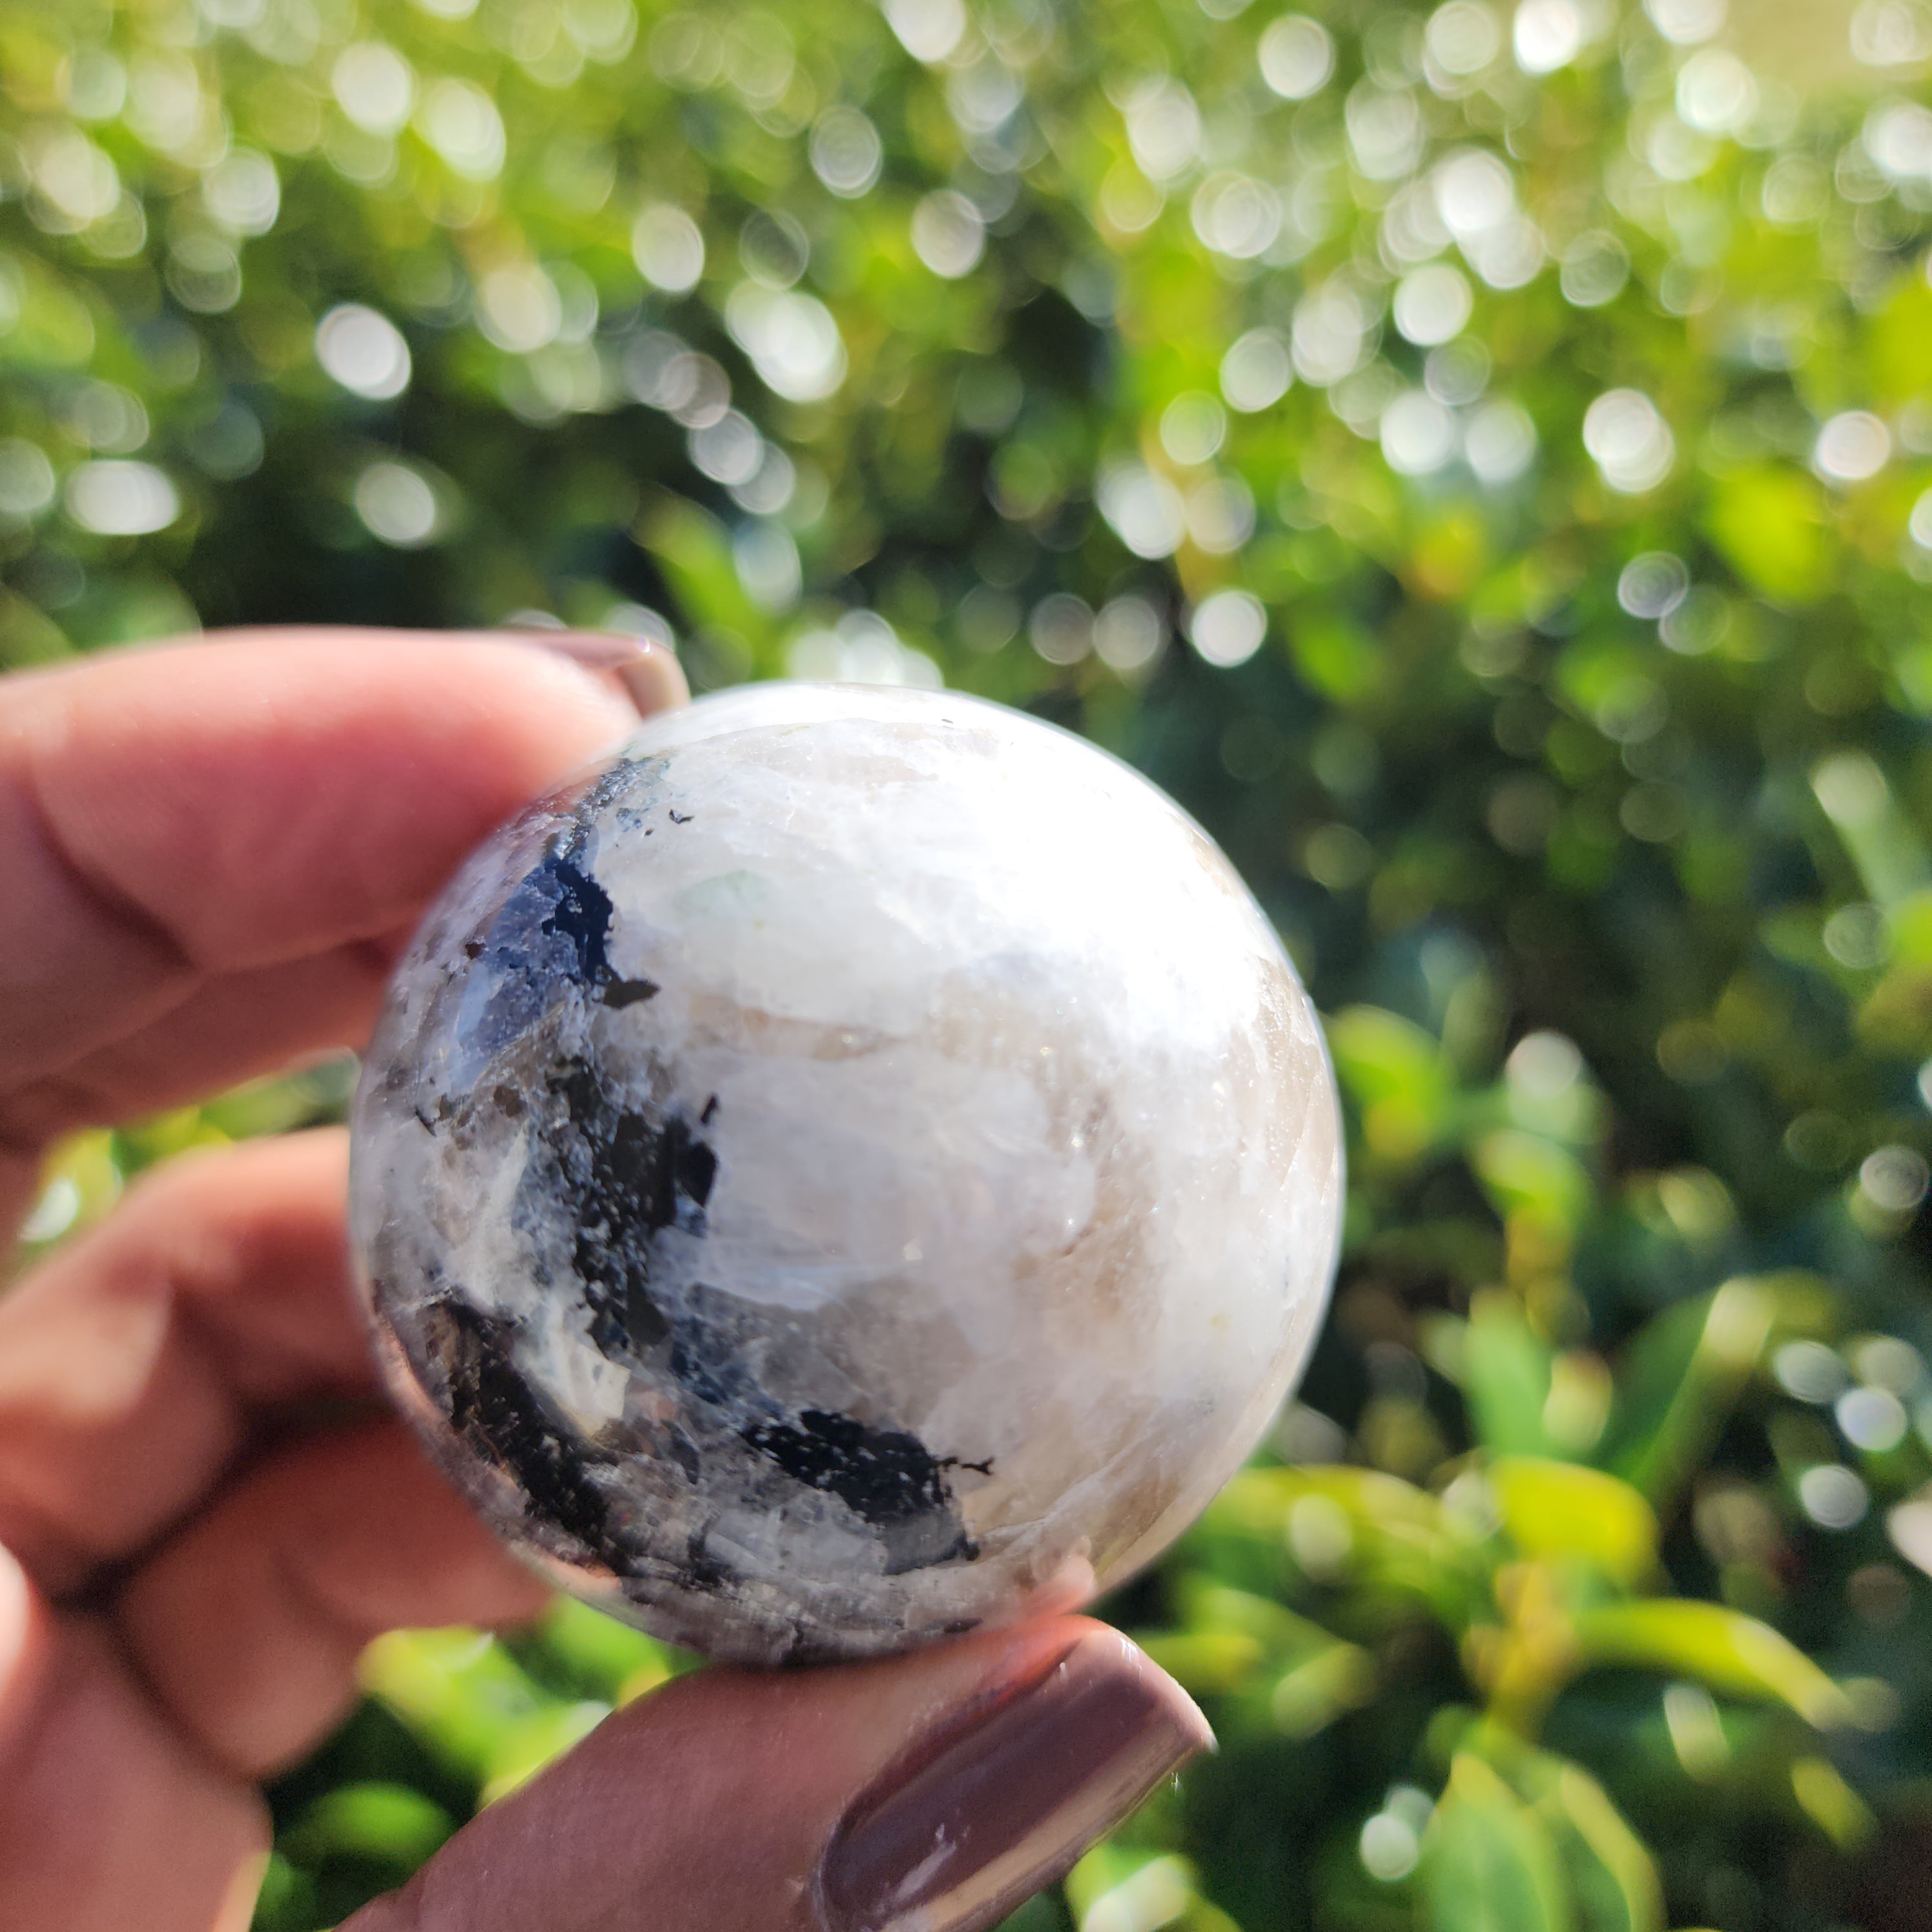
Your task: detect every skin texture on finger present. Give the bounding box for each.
[0,1132,377,1591]
[0,1545,269,1932]
[342,1617,1211,1932]
[0,627,646,1146]
[118,1418,550,1778]
[0,1153,32,1256]
[0,943,395,1151]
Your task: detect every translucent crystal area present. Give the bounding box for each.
[350,683,1342,1663]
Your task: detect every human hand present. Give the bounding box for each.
[0,630,1210,1932]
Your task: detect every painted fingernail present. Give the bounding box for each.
[819,1632,1212,1932]
[511,628,690,717]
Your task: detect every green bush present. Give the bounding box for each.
[8,0,1932,1925]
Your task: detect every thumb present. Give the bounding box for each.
[342,1615,1210,1932]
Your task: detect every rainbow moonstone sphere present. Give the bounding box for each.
[350,683,1341,1664]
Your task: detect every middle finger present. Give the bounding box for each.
[0,1132,375,1594]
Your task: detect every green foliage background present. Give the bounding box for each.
[11,0,1932,1924]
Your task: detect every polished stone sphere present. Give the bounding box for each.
[350,683,1341,1663]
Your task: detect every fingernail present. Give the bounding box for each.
[818,1631,1212,1932]
[511,628,690,717]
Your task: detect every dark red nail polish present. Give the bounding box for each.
[819,1634,1211,1932]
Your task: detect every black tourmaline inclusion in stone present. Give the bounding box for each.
[533,845,659,1008]
[436,832,987,1598]
[533,1053,976,1574]
[417,1296,632,1574]
[542,1054,717,1353]
[743,1410,978,1574]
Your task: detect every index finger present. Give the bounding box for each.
[0,628,674,1167]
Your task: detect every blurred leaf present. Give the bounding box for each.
[477,1700,611,1805]
[1065,1843,1173,1922]
[249,1854,315,1932]
[1812,753,1931,909]
[1138,1583,1288,1690]
[1703,469,1834,607]
[1268,1639,1379,1741]
[518,1596,681,1704]
[1543,1766,1663,1932]
[1466,1729,1663,1932]
[1065,1847,1240,1932]
[1210,1466,1450,1543]
[1208,1466,1487,1631]
[1422,1753,1576,1932]
[1138,1629,1269,1697]
[1172,1577,1338,1652]
[1289,611,1384,703]
[1571,1603,1853,1729]
[13,1127,121,1258]
[1867,276,1932,406]
[281,1783,454,1871]
[1464,1294,1558,1459]
[1490,1459,1659,1589]
[357,1629,557,1782]
[1607,1280,1779,1513]
[1789,1756,1875,1851]
[1858,961,1932,1056]
[0,590,68,667]
[996,1899,1073,1932]
[1142,1578,1372,1723]
[1471,1134,1593,1241]
[1329,1006,1455,1167]
[634,491,770,659]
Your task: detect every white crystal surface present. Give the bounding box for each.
[351,683,1342,1662]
